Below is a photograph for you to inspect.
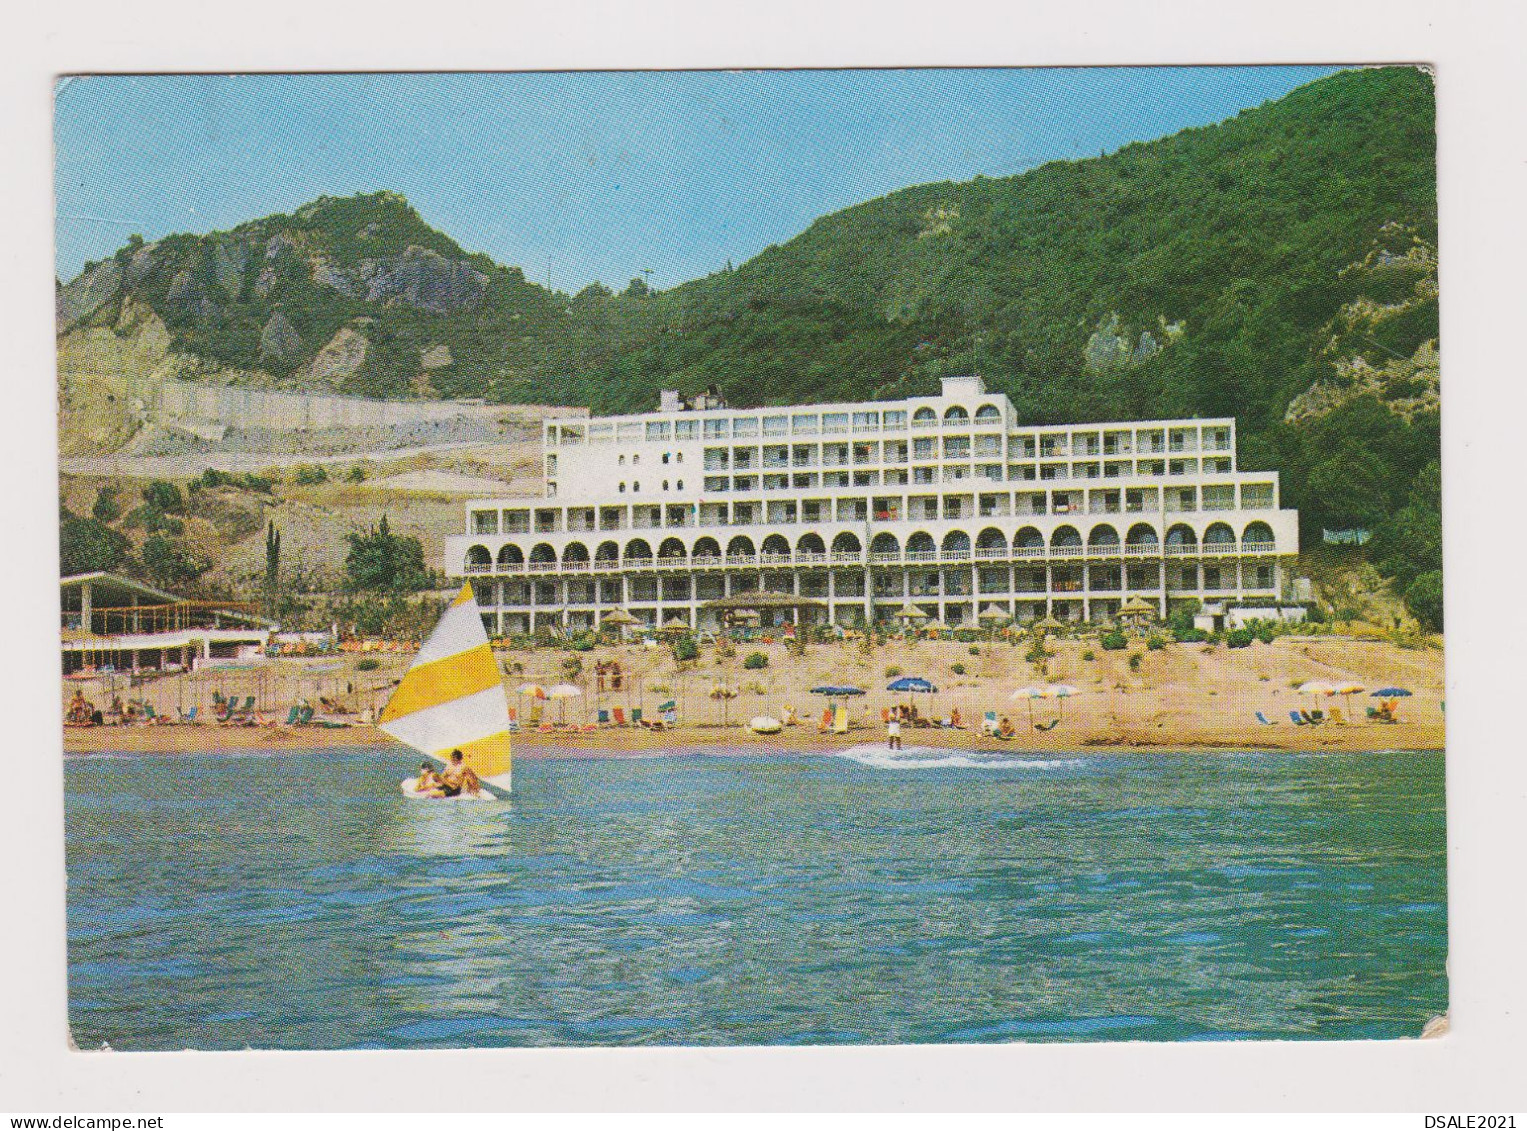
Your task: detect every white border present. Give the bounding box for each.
[5,0,1526,1113]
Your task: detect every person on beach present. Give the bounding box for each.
[997,716,1016,740]
[437,750,481,798]
[887,713,903,750]
[415,762,441,795]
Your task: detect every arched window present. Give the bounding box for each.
[1088,524,1120,547]
[658,537,686,560]
[1125,523,1159,546]
[497,544,524,568]
[762,534,790,557]
[1165,524,1197,548]
[727,535,756,559]
[941,530,971,554]
[1014,526,1045,550]
[913,407,937,425]
[618,454,626,465]
[976,527,1006,550]
[466,545,491,569]
[676,452,683,463]
[632,454,640,465]
[595,541,620,563]
[562,542,590,564]
[693,536,721,559]
[944,405,970,424]
[798,532,827,556]
[907,532,936,555]
[869,532,900,556]
[1204,522,1236,546]
[618,482,626,493]
[529,543,556,564]
[1051,525,1082,548]
[624,538,653,561]
[974,404,1001,423]
[831,531,863,555]
[633,482,640,492]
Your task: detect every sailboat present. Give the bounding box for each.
[378,583,512,800]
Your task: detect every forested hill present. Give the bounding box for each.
[58,66,1441,606]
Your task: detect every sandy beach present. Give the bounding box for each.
[62,634,1445,756]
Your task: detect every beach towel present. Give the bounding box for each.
[1255,711,1277,726]
[1290,710,1307,725]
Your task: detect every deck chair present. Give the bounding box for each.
[283,705,302,725]
[597,709,611,726]
[817,707,834,733]
[981,710,999,736]
[1309,709,1325,724]
[1299,710,1320,725]
[141,703,159,723]
[1255,710,1277,726]
[1290,710,1307,725]
[526,702,544,728]
[612,707,628,726]
[630,707,644,727]
[506,707,520,733]
[297,704,315,725]
[832,706,849,734]
[180,707,198,724]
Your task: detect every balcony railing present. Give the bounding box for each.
[830,551,863,564]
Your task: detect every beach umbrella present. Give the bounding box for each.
[1295,680,1337,697]
[810,685,866,698]
[1033,616,1065,635]
[1370,687,1413,697]
[1046,683,1079,720]
[1009,684,1045,726]
[887,675,938,721]
[517,682,548,699]
[546,682,583,725]
[661,616,690,634]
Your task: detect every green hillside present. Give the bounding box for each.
[57,66,1442,619]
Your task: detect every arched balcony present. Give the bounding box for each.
[1203,522,1237,554]
[727,535,757,564]
[529,542,557,573]
[562,542,590,572]
[830,531,863,562]
[943,405,970,425]
[761,534,792,564]
[1243,521,1275,551]
[906,531,937,562]
[1088,524,1121,556]
[624,538,653,565]
[1013,526,1045,556]
[974,404,1002,424]
[1050,525,1082,558]
[941,530,972,561]
[1165,524,1198,556]
[465,545,492,574]
[869,532,901,561]
[594,540,620,568]
[975,527,1007,560]
[912,407,938,428]
[496,543,524,572]
[657,537,687,567]
[796,533,827,563]
[692,536,722,563]
[1125,522,1159,558]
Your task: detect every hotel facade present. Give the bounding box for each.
[445,377,1299,636]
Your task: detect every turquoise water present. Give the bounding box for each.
[64,746,1447,1049]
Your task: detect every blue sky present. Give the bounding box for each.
[55,66,1339,290]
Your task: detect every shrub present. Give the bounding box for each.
[951,663,966,675]
[347,466,366,482]
[294,465,329,486]
[1128,653,1143,671]
[1081,649,1096,662]
[1024,641,1051,665]
[570,633,596,652]
[356,657,380,672]
[743,651,768,670]
[1146,635,1167,651]
[1226,628,1255,649]
[1100,630,1128,651]
[560,655,584,679]
[1404,570,1444,632]
[1253,620,1278,645]
[91,487,120,523]
[885,665,903,679]
[1173,626,1209,643]
[672,635,700,663]
[142,480,183,513]
[968,646,981,656]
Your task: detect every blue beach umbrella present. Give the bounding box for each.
[886,677,937,694]
[1370,687,1413,697]
[810,685,866,698]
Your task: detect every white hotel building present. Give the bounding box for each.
[445,377,1299,636]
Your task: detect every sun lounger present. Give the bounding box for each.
[1255,711,1277,726]
[1289,710,1307,725]
[180,707,198,724]
[597,709,611,726]
[283,705,302,725]
[981,710,999,736]
[631,708,644,727]
[1309,709,1325,724]
[612,707,628,726]
[506,707,520,733]
[1034,719,1060,732]
[818,707,834,733]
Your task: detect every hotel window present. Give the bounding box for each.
[882,410,908,429]
[1204,457,1232,474]
[632,454,640,465]
[1255,564,1274,587]
[676,452,683,463]
[618,454,626,465]
[546,454,557,476]
[1241,483,1275,509]
[1203,566,1222,590]
[823,412,850,433]
[1169,458,1198,476]
[703,418,729,439]
[1138,459,1165,477]
[1010,435,1036,459]
[704,476,728,492]
[1202,485,1235,511]
[732,417,759,438]
[793,473,818,489]
[618,422,643,442]
[633,482,640,492]
[913,437,936,459]
[763,414,788,436]
[662,481,669,491]
[853,411,879,431]
[1007,464,1037,481]
[792,413,820,434]
[646,421,672,441]
[589,424,614,443]
[662,453,670,464]
[943,437,970,459]
[619,483,627,493]
[472,510,499,535]
[675,420,698,440]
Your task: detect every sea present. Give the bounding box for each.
[63,745,1447,1049]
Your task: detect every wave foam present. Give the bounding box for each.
[828,744,1083,770]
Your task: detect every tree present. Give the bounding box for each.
[622,277,650,298]
[264,521,281,592]
[343,514,431,592]
[142,480,184,513]
[1404,570,1444,632]
[140,534,208,588]
[59,511,129,575]
[91,487,120,523]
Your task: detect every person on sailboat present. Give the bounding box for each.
[437,749,482,798]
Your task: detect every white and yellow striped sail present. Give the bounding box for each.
[379,584,512,793]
